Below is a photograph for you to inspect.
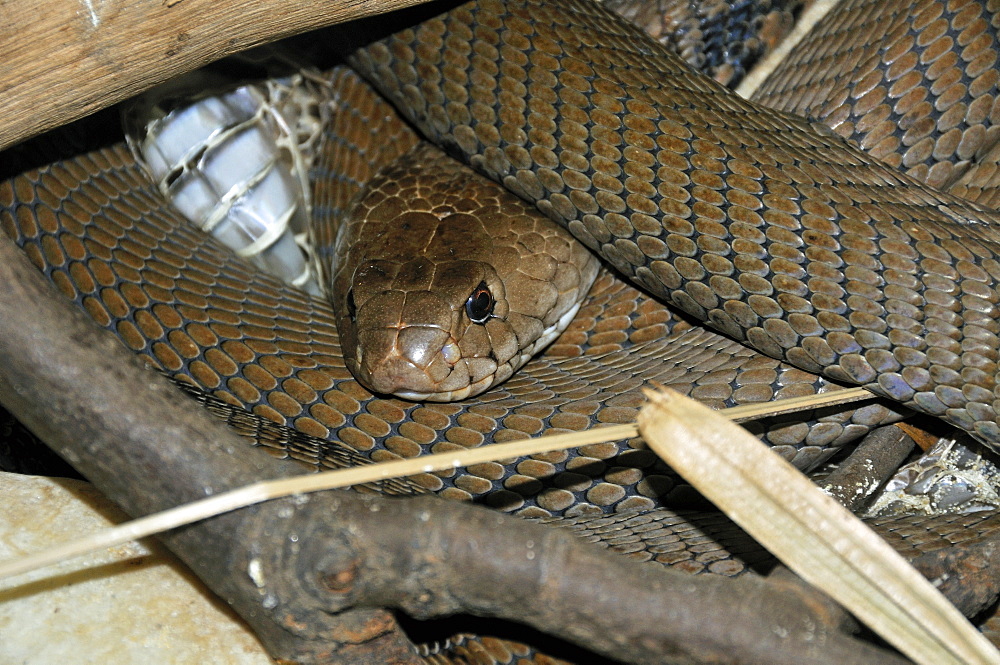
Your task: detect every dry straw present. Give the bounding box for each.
[639,386,1000,665]
[0,386,870,580]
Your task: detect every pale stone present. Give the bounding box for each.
[0,472,273,664]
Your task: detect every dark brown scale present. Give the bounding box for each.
[605,0,805,87]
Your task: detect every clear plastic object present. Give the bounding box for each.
[124,69,329,295]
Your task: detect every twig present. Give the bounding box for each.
[0,425,633,580]
[817,424,916,511]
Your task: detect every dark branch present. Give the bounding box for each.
[0,227,913,664]
[818,425,915,511]
[0,230,421,664]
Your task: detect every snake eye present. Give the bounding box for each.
[346,288,357,320]
[465,281,494,324]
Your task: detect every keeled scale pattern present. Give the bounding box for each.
[350,0,1000,446]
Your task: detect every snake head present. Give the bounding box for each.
[328,142,599,402]
[335,258,522,401]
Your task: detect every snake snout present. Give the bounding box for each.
[353,324,479,401]
[343,284,506,401]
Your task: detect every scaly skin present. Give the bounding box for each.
[331,141,599,401]
[349,0,1000,446]
[4,0,1000,661]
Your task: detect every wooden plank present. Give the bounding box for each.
[0,0,428,149]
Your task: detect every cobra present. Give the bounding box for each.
[6,0,1000,660]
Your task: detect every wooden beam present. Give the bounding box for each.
[0,0,428,150]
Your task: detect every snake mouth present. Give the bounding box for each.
[394,374,496,402]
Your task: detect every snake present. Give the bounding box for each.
[347,0,1000,445]
[5,0,1000,660]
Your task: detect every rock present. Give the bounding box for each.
[0,472,272,664]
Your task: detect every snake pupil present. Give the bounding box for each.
[465,282,494,324]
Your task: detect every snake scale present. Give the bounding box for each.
[5,0,1000,661]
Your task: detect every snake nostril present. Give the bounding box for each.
[441,341,461,365]
[346,288,357,320]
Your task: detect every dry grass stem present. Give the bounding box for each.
[637,386,1000,665]
[0,384,874,581]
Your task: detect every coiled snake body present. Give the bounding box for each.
[351,0,1000,444]
[6,0,1000,659]
[4,0,1000,582]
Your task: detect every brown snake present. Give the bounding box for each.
[5,0,1000,659]
[351,0,1000,444]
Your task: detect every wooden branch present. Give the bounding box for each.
[909,534,1000,619]
[276,492,915,665]
[817,425,916,511]
[0,0,429,151]
[0,207,914,664]
[0,227,422,664]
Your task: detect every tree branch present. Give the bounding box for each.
[0,197,912,664]
[0,227,421,664]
